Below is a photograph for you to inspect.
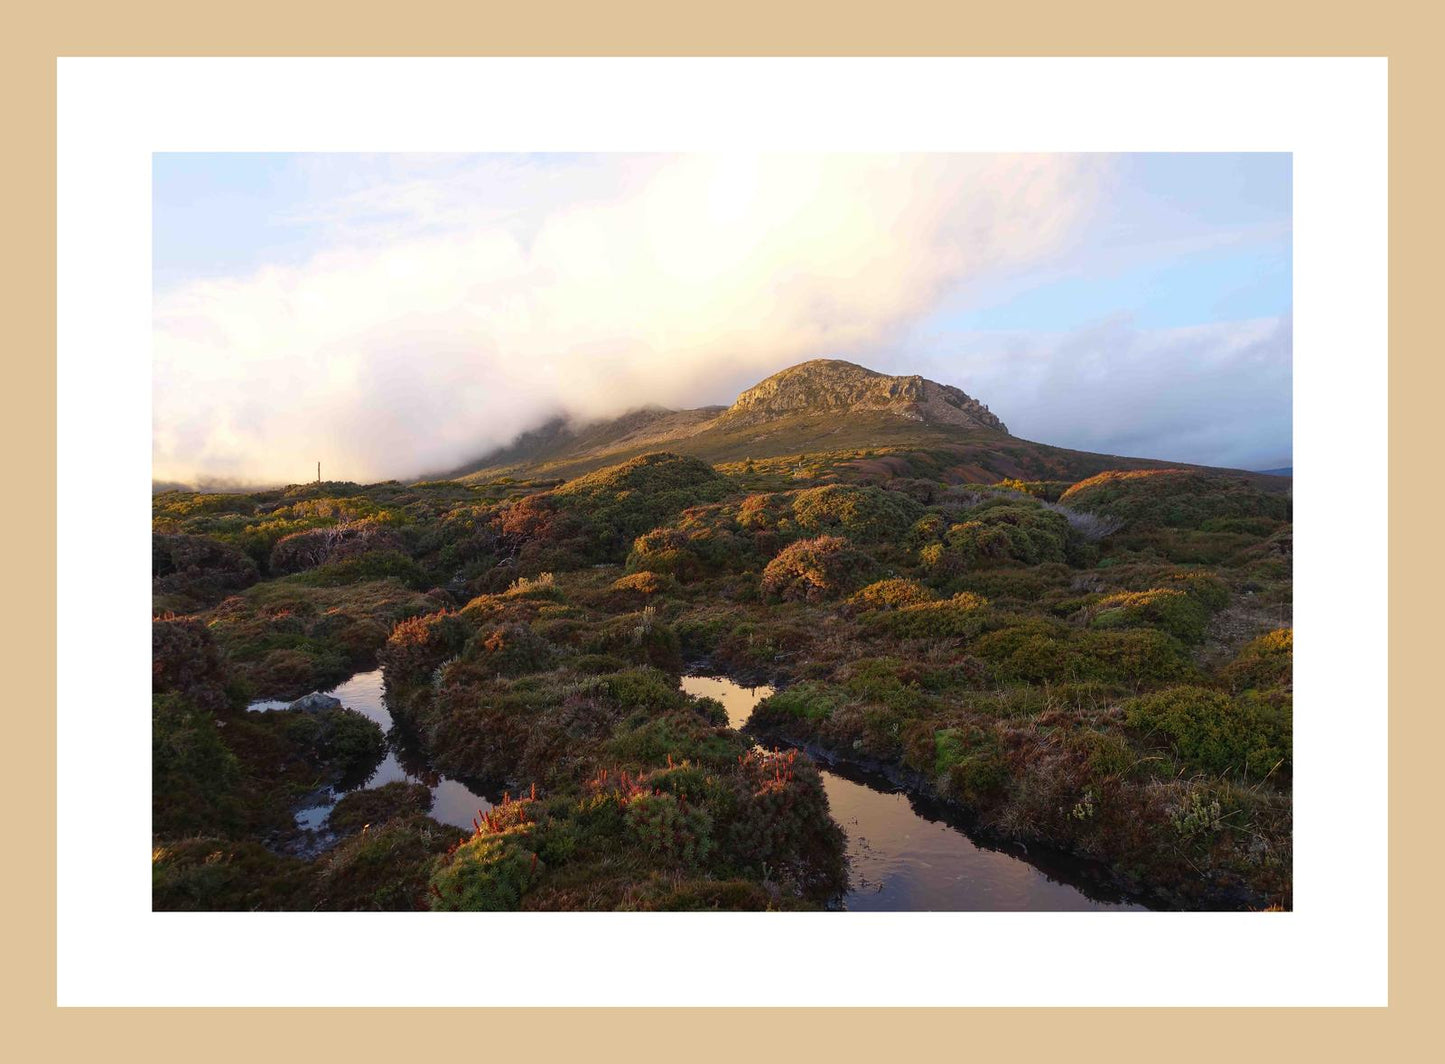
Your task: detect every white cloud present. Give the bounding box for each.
[153,153,1105,484]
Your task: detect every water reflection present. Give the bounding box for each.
[248,669,493,835]
[680,672,1144,912]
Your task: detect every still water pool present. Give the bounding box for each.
[249,669,493,836]
[681,673,1144,911]
[253,668,1143,907]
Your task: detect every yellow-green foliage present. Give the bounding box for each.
[1088,587,1211,643]
[543,452,732,558]
[610,570,674,597]
[787,484,925,542]
[972,622,1192,685]
[931,726,1008,805]
[626,509,758,579]
[1225,629,1293,692]
[760,535,868,601]
[752,682,840,723]
[841,657,932,712]
[993,478,1071,501]
[625,790,715,867]
[1124,685,1291,779]
[428,829,544,911]
[1060,469,1290,530]
[847,578,938,611]
[202,577,433,699]
[154,426,1293,910]
[920,501,1072,573]
[503,571,563,600]
[866,592,990,638]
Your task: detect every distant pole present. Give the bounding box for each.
[317,461,321,484]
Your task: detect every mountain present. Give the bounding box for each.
[444,358,1279,488]
[717,359,1007,433]
[443,406,722,480]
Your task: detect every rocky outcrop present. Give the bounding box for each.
[288,692,343,713]
[716,359,1007,433]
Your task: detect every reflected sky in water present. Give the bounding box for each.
[681,673,1143,912]
[249,669,492,833]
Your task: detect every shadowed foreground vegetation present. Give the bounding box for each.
[154,452,1291,910]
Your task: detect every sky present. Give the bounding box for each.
[153,152,1291,485]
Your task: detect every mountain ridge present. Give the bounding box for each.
[442,358,1278,489]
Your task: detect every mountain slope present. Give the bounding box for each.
[447,359,1278,488]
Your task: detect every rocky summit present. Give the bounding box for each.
[718,359,1007,433]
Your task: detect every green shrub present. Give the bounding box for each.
[788,484,924,542]
[316,814,464,910]
[1224,629,1293,692]
[1088,587,1212,643]
[1060,469,1290,530]
[921,503,1072,573]
[152,693,241,837]
[932,727,1008,805]
[602,666,688,711]
[1072,628,1195,685]
[718,749,847,894]
[153,533,259,608]
[428,829,544,911]
[327,782,434,835]
[270,520,406,575]
[841,657,931,712]
[752,683,839,725]
[868,592,991,638]
[972,623,1192,685]
[512,452,732,564]
[760,535,868,601]
[153,838,314,911]
[847,578,938,611]
[586,608,683,671]
[1124,685,1291,779]
[625,791,715,867]
[152,617,235,713]
[379,610,472,688]
[278,706,386,777]
[1074,728,1136,782]
[469,623,557,676]
[290,550,429,590]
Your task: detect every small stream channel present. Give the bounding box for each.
[681,674,1145,911]
[249,670,494,843]
[252,668,1143,908]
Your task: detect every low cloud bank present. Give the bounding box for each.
[154,154,1103,485]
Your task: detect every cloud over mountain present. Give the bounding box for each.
[153,154,1104,484]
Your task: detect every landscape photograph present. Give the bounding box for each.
[151,151,1293,912]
